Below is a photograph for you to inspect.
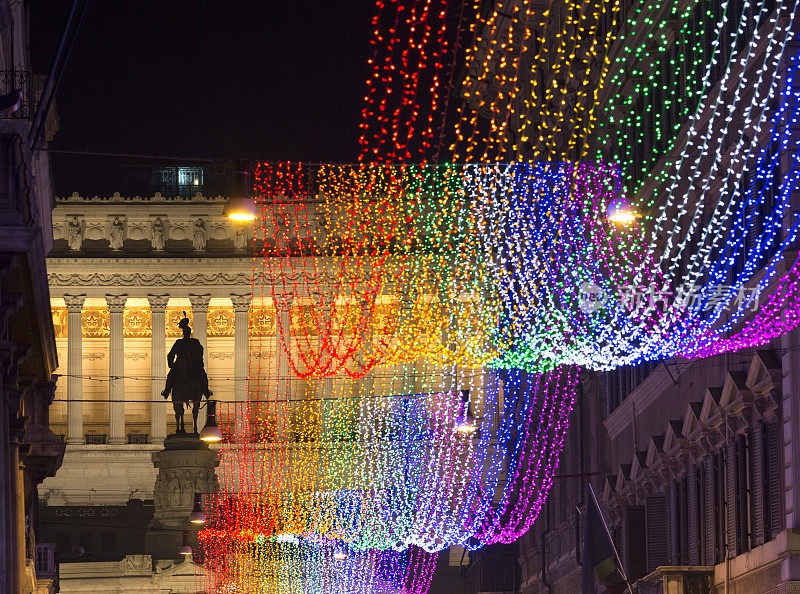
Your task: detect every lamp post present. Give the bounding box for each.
[455,389,476,434]
[223,159,257,222]
[200,400,223,443]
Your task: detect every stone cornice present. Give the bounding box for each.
[604,360,692,440]
[56,192,227,204]
[49,271,254,290]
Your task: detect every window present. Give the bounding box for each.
[177,167,203,197]
[645,494,667,571]
[151,166,204,197]
[79,531,94,555]
[56,532,71,556]
[101,531,117,554]
[605,361,660,414]
[763,420,783,541]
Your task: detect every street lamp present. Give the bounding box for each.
[223,160,257,222]
[455,389,476,434]
[189,493,206,524]
[200,400,223,443]
[333,548,347,561]
[178,531,193,556]
[607,192,639,225]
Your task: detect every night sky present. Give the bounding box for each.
[29,1,372,194]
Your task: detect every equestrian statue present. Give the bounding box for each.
[161,312,213,435]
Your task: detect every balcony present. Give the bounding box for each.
[34,542,59,592]
[636,566,714,594]
[0,69,34,119]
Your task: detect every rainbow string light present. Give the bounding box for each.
[199,1,800,591]
[206,366,577,554]
[358,0,460,162]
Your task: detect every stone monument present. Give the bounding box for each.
[145,434,219,561]
[145,312,219,561]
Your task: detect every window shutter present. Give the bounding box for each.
[737,434,750,553]
[679,477,689,563]
[687,468,699,565]
[704,457,716,565]
[751,422,765,546]
[623,505,647,582]
[726,441,737,556]
[668,481,678,563]
[645,494,668,572]
[767,420,783,538]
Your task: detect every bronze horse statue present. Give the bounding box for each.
[162,313,213,434]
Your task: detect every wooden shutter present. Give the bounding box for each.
[645,494,668,572]
[704,457,716,565]
[679,477,689,563]
[668,481,678,563]
[736,434,750,553]
[726,441,737,556]
[751,422,765,546]
[687,468,699,565]
[623,505,647,582]
[767,420,783,538]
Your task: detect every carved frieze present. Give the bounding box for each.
[49,272,256,288]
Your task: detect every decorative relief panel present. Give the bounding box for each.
[374,304,397,335]
[291,305,318,336]
[52,307,67,338]
[166,308,194,337]
[123,307,152,338]
[249,306,276,336]
[82,307,110,338]
[207,307,234,337]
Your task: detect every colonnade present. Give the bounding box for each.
[60,292,253,445]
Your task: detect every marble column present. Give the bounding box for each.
[64,294,86,445]
[231,293,251,436]
[275,293,292,401]
[359,299,375,400]
[148,294,169,444]
[189,294,212,432]
[107,294,128,445]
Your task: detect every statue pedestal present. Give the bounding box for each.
[144,434,219,561]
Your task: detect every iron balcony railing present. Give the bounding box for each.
[0,70,34,119]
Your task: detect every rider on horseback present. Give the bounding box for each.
[162,312,213,434]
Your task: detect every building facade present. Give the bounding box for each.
[39,188,499,593]
[0,0,65,592]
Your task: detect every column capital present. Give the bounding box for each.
[147,294,170,313]
[230,293,252,313]
[63,294,86,313]
[105,294,128,313]
[189,293,212,313]
[273,291,293,309]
